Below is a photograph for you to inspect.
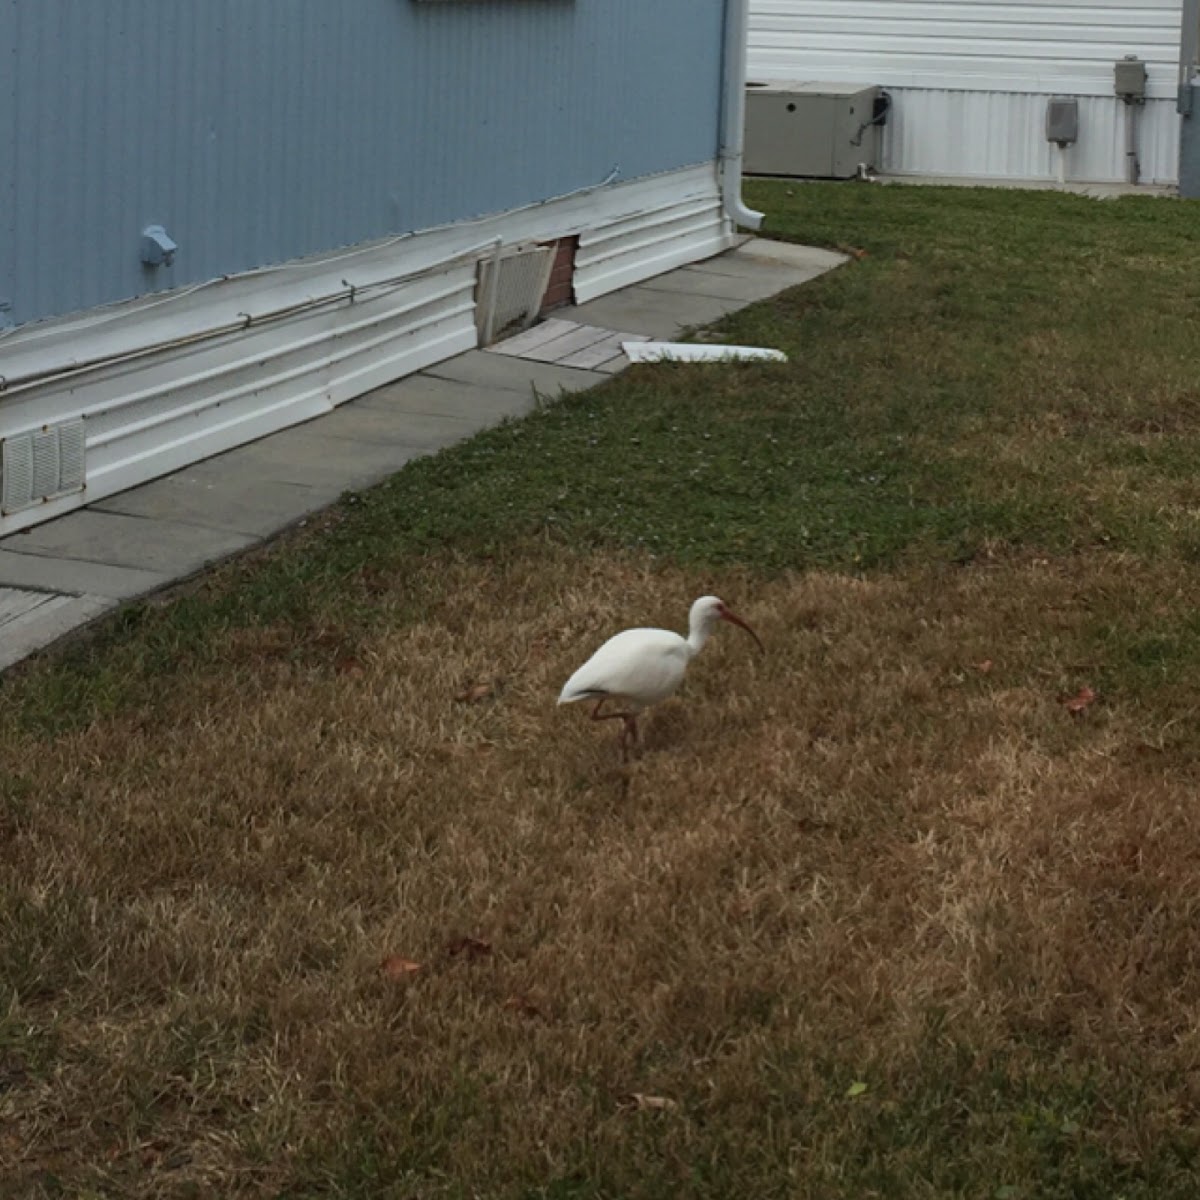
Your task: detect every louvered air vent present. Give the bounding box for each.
[476,244,555,345]
[1,418,86,514]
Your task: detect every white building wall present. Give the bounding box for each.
[748,0,1184,183]
[0,165,731,538]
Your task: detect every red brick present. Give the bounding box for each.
[539,236,578,314]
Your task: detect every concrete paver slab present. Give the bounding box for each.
[0,594,116,672]
[557,331,644,371]
[486,318,578,357]
[544,305,658,338]
[556,290,742,338]
[8,510,255,575]
[210,422,454,492]
[516,323,615,363]
[685,258,824,287]
[423,350,598,396]
[0,587,62,625]
[636,266,798,303]
[208,437,414,492]
[356,374,535,424]
[693,240,847,284]
[0,549,170,600]
[94,474,333,539]
[728,238,848,272]
[296,405,491,452]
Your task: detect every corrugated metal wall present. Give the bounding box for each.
[748,0,1183,182]
[749,1,1182,95]
[884,91,1179,183]
[1,0,725,328]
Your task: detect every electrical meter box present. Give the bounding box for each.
[744,81,885,178]
[1114,57,1147,100]
[1045,97,1079,146]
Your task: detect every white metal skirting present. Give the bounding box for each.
[0,162,727,537]
[573,196,732,304]
[0,272,478,532]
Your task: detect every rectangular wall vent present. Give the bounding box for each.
[1,418,86,514]
[1,440,34,516]
[31,430,61,500]
[476,243,555,345]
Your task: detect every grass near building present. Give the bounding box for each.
[5,181,1200,1197]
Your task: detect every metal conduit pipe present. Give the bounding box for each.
[1124,101,1141,185]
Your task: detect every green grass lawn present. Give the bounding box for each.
[6,182,1200,1198]
[20,181,1200,732]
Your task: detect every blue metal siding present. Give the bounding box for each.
[0,1,17,326]
[1,0,725,328]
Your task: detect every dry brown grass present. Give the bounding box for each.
[5,543,1200,1196]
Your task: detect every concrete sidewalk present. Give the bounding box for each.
[0,237,845,673]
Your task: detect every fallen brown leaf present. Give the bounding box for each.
[455,682,494,704]
[974,659,994,675]
[379,955,422,980]
[1061,686,1097,716]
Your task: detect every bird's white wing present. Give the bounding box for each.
[558,628,690,708]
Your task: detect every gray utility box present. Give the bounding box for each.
[745,81,883,178]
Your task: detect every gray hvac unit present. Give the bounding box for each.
[744,81,886,179]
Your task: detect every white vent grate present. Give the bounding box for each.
[2,439,34,515]
[31,430,60,500]
[476,244,554,345]
[0,418,86,514]
[59,419,86,491]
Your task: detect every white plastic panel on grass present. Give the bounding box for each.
[622,342,787,364]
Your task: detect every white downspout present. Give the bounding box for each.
[720,0,764,232]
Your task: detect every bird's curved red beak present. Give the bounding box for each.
[719,606,764,653]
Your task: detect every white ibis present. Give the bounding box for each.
[557,596,763,760]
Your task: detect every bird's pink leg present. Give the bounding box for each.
[619,715,639,763]
[590,698,634,723]
[590,700,639,763]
